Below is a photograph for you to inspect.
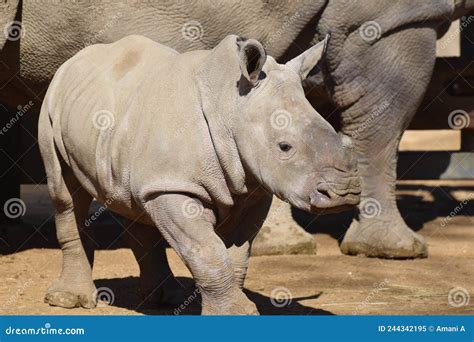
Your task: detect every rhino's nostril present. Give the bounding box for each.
[317,189,331,200]
[334,166,350,173]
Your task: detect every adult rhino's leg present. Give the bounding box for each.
[223,195,272,289]
[334,26,437,258]
[142,193,258,315]
[125,222,184,306]
[44,170,96,308]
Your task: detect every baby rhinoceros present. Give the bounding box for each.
[39,34,360,315]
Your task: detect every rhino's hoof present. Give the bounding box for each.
[202,299,260,315]
[340,218,428,259]
[44,291,97,309]
[201,288,259,315]
[44,279,97,309]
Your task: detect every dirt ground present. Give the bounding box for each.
[0,178,473,315]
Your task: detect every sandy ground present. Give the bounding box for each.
[0,179,472,316]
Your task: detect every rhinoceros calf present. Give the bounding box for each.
[38,34,360,314]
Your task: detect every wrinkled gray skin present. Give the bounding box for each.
[3,0,471,261]
[38,35,359,314]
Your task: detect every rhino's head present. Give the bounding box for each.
[197,35,360,213]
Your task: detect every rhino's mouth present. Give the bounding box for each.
[309,183,360,213]
[310,203,355,214]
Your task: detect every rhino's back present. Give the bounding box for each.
[44,35,230,217]
[43,36,174,210]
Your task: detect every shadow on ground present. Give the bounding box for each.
[0,209,127,254]
[94,276,333,315]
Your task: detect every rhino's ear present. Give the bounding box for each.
[286,34,330,80]
[237,37,267,87]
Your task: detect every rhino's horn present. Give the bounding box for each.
[286,33,330,80]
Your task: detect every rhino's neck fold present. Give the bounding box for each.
[195,36,248,196]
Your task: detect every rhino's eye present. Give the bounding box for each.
[278,142,292,152]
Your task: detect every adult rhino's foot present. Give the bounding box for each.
[44,278,97,309]
[201,288,259,315]
[340,217,427,259]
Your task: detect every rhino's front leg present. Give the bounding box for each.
[333,27,437,258]
[142,193,258,315]
[340,132,428,259]
[125,222,185,306]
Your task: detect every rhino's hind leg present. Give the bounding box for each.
[44,170,96,309]
[125,222,185,306]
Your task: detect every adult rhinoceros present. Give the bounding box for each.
[1,0,472,259]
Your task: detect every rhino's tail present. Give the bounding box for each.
[38,90,61,199]
[38,72,73,203]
